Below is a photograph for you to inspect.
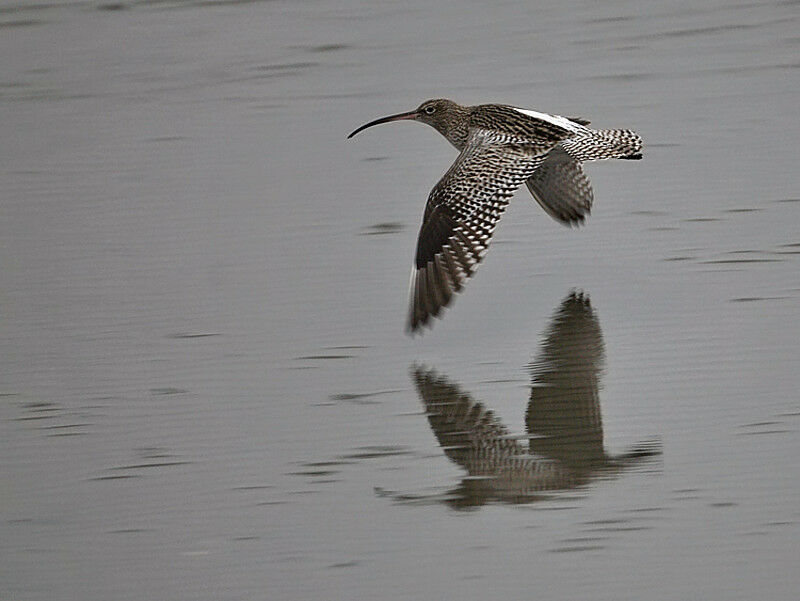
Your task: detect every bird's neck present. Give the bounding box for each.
[444,124,470,150]
[437,106,472,151]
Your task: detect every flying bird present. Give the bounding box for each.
[348,99,642,333]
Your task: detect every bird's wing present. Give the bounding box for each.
[526,291,661,473]
[413,365,575,501]
[408,129,550,333]
[412,366,523,470]
[525,146,594,226]
[526,292,606,468]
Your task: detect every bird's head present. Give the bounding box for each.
[347,98,465,141]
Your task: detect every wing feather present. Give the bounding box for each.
[525,146,594,226]
[408,129,551,333]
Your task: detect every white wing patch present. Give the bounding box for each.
[511,107,583,133]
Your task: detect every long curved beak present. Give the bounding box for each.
[347,110,418,139]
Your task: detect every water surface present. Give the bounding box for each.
[1,1,799,600]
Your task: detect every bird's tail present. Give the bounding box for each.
[560,128,643,162]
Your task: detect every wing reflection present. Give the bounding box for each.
[413,292,659,507]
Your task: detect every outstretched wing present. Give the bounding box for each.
[525,146,594,226]
[526,292,606,469]
[408,129,551,332]
[412,366,524,472]
[413,365,574,502]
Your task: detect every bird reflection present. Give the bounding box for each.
[412,292,659,507]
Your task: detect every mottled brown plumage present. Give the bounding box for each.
[348,99,643,333]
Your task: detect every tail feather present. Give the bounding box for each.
[560,128,642,162]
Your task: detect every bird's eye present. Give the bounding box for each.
[424,105,436,115]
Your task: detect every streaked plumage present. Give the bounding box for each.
[348,99,643,333]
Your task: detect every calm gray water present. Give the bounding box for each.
[2,1,799,600]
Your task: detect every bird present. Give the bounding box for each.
[348,99,643,333]
[411,292,660,507]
